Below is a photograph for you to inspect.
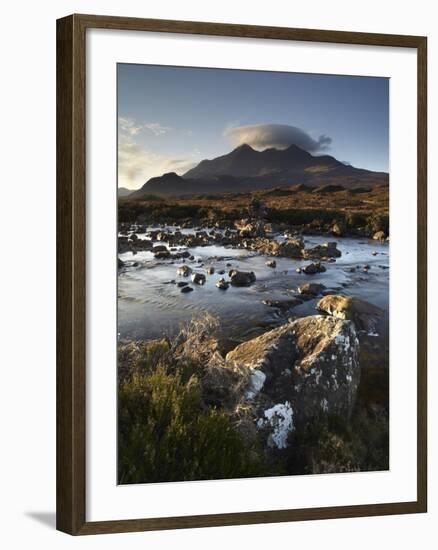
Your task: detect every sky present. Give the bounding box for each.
[118,64,389,190]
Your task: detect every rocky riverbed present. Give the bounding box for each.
[118,224,389,344]
[118,221,389,480]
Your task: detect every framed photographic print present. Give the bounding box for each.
[56,14,427,535]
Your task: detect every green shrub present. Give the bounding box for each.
[345,211,368,228]
[118,368,262,484]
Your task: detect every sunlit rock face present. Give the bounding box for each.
[316,295,384,334]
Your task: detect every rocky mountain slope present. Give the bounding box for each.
[129,144,388,198]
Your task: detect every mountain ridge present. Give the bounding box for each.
[128,143,388,198]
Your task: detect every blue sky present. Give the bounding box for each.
[118,64,389,189]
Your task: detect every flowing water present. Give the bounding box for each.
[118,229,389,347]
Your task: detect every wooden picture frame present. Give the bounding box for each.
[57,13,427,535]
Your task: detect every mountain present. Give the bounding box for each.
[118,187,133,197]
[130,144,388,198]
[184,143,322,179]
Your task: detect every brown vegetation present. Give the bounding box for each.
[119,183,389,236]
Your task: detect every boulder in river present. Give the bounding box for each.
[316,294,384,333]
[303,242,341,260]
[154,250,171,259]
[180,285,194,293]
[262,298,302,310]
[303,262,326,275]
[229,270,256,287]
[206,266,215,275]
[235,219,266,238]
[177,265,192,277]
[118,257,125,269]
[226,315,360,439]
[153,244,168,253]
[191,272,206,285]
[331,222,345,237]
[298,282,326,296]
[278,238,304,258]
[216,278,229,290]
[266,260,277,268]
[373,230,387,241]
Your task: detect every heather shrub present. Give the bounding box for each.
[118,368,262,484]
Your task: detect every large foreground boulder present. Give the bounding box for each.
[316,295,384,334]
[226,316,360,446]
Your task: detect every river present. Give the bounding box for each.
[118,228,389,349]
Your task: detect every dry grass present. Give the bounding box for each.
[121,183,388,213]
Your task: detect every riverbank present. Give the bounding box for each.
[119,183,389,239]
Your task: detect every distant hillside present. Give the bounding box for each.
[118,187,133,198]
[131,144,388,198]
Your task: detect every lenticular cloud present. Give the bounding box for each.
[224,123,332,152]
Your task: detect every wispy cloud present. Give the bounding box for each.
[118,118,197,189]
[224,123,332,153]
[118,117,172,137]
[143,122,172,136]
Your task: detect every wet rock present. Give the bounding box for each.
[206,266,215,275]
[191,272,206,285]
[298,283,326,296]
[262,298,302,310]
[177,281,189,288]
[302,242,341,260]
[154,250,171,259]
[216,278,229,290]
[217,269,225,275]
[251,238,281,256]
[278,238,304,258]
[118,257,125,269]
[373,230,387,241]
[177,265,192,277]
[229,270,256,287]
[331,222,345,237]
[266,260,277,268]
[235,219,266,238]
[316,294,384,333]
[180,285,194,293]
[303,262,326,275]
[153,244,168,253]
[226,315,360,434]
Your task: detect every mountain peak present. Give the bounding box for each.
[230,143,256,155]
